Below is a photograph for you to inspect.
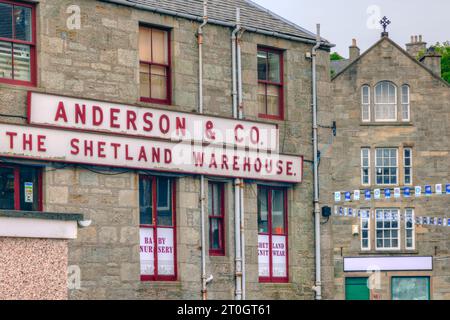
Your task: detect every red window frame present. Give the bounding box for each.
[208,182,225,256]
[258,186,289,283]
[0,0,37,86]
[257,46,284,121]
[139,25,172,105]
[139,175,177,282]
[0,164,43,211]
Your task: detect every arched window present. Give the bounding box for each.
[361,85,370,122]
[374,81,397,121]
[401,85,410,121]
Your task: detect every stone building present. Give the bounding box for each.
[321,32,450,300]
[0,0,332,299]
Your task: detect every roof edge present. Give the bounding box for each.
[331,36,449,87]
[100,0,335,48]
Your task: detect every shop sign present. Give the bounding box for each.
[28,92,279,152]
[0,123,302,183]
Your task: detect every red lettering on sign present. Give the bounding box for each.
[92,106,103,126]
[70,138,79,155]
[110,108,120,128]
[54,101,68,123]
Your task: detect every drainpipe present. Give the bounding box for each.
[311,24,322,300]
[198,0,209,301]
[236,20,246,300]
[232,8,243,301]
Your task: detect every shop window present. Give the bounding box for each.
[139,176,176,281]
[257,47,284,120]
[0,0,36,86]
[208,182,225,256]
[391,277,430,300]
[0,165,41,211]
[258,186,288,283]
[139,25,171,105]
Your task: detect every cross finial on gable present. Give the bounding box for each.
[379,16,391,37]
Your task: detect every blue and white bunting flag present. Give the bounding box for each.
[384,188,391,199]
[415,186,422,197]
[374,189,381,200]
[394,188,401,199]
[334,192,341,202]
[404,187,411,198]
[365,190,371,200]
[425,185,432,196]
[345,192,351,202]
[354,190,360,201]
[436,184,443,195]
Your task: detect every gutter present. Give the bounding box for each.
[99,0,335,48]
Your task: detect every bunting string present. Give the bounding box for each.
[333,207,450,228]
[333,184,450,203]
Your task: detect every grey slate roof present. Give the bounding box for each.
[104,0,331,45]
[331,59,350,74]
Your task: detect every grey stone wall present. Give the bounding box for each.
[320,37,450,300]
[0,0,330,299]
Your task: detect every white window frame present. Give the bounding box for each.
[405,209,415,250]
[401,84,410,122]
[374,81,397,122]
[403,148,413,186]
[361,85,371,122]
[361,148,371,186]
[360,209,371,251]
[375,148,398,186]
[375,208,401,251]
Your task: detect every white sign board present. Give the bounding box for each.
[28,92,279,152]
[0,123,302,183]
[344,256,433,272]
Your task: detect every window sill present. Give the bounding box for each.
[358,250,419,255]
[360,122,413,127]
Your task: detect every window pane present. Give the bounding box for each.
[213,184,220,217]
[140,63,150,98]
[272,190,285,234]
[150,65,167,100]
[258,188,268,233]
[0,3,12,39]
[157,178,172,226]
[268,52,280,83]
[13,6,32,42]
[139,26,152,62]
[139,177,153,225]
[13,43,30,81]
[266,85,280,116]
[19,167,39,211]
[257,51,267,81]
[152,29,168,64]
[258,83,266,114]
[210,218,220,249]
[0,41,13,79]
[0,167,15,210]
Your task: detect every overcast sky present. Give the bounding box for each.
[252,0,449,58]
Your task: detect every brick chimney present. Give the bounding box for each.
[420,46,442,76]
[349,38,360,61]
[406,35,427,59]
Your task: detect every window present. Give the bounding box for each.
[375,148,398,185]
[375,209,400,250]
[0,0,36,86]
[258,186,288,283]
[360,210,370,250]
[392,277,430,300]
[404,148,412,185]
[401,85,410,121]
[139,26,171,104]
[405,209,415,250]
[374,81,397,121]
[361,85,370,122]
[208,182,225,256]
[257,47,284,120]
[0,165,42,211]
[139,176,176,281]
[361,148,370,185]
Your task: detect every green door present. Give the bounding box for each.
[345,277,370,300]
